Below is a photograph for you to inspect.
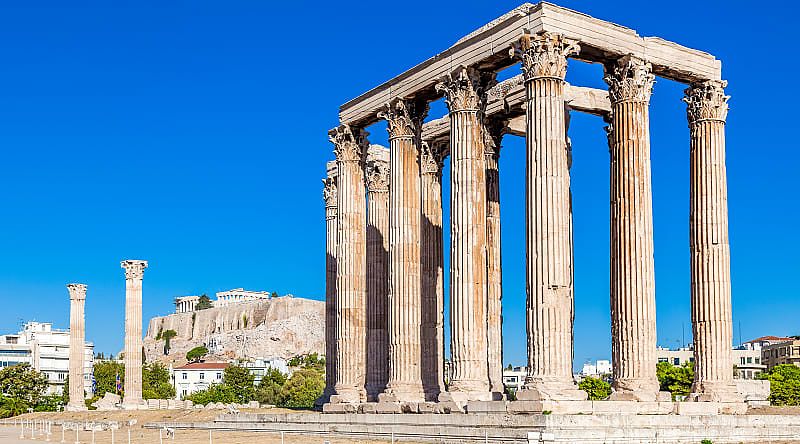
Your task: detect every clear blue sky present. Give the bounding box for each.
[0,1,796,370]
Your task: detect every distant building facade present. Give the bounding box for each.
[502,366,527,393]
[215,288,272,307]
[172,362,229,399]
[761,339,800,370]
[580,360,612,377]
[657,342,765,380]
[175,296,201,314]
[238,358,290,385]
[0,322,94,396]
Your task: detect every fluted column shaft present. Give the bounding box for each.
[437,67,494,398]
[420,141,446,401]
[484,122,504,395]
[121,260,147,408]
[605,56,660,401]
[379,100,426,402]
[365,156,390,400]
[322,171,338,401]
[67,284,87,411]
[331,125,368,404]
[686,81,741,402]
[513,32,585,401]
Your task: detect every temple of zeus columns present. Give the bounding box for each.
[323,2,742,414]
[67,283,88,411]
[121,259,148,409]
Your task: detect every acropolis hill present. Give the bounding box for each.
[143,295,324,367]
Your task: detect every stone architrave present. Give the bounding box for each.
[483,118,505,396]
[320,164,338,404]
[684,80,742,403]
[365,148,390,401]
[67,283,88,411]
[420,140,446,401]
[121,259,148,409]
[436,66,496,403]
[512,32,586,401]
[604,55,660,401]
[378,99,428,403]
[330,124,369,404]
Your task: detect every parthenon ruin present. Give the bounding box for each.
[322,2,741,414]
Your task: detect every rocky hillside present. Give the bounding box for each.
[143,296,324,367]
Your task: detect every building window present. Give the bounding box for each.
[182,373,188,380]
[216,373,222,380]
[673,358,680,366]
[755,358,760,364]
[200,373,205,380]
[746,357,752,364]
[741,357,746,365]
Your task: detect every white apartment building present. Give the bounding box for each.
[214,288,271,307]
[0,322,94,396]
[502,366,527,393]
[172,362,228,399]
[656,343,765,380]
[238,358,290,385]
[580,359,612,377]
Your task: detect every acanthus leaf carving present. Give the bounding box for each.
[683,80,729,124]
[420,140,446,176]
[604,55,655,104]
[365,160,390,192]
[67,283,87,301]
[511,31,579,81]
[436,66,496,113]
[322,176,337,208]
[121,260,148,280]
[329,124,369,163]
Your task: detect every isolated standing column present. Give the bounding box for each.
[321,163,338,403]
[685,80,742,403]
[67,283,88,411]
[604,55,660,401]
[121,259,148,408]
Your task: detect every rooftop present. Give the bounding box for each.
[174,362,229,371]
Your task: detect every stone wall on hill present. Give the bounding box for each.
[143,296,324,367]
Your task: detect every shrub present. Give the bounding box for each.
[578,376,611,400]
[186,346,209,363]
[279,369,324,408]
[758,364,800,406]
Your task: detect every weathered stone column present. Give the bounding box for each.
[436,66,495,403]
[604,55,660,401]
[330,124,368,404]
[513,32,586,401]
[483,119,505,396]
[67,283,88,411]
[365,148,390,401]
[685,80,742,403]
[378,99,427,403]
[121,259,147,408]
[320,162,338,404]
[420,140,446,401]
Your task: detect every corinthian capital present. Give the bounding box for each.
[121,260,148,280]
[420,140,446,176]
[511,31,579,81]
[329,124,369,163]
[67,283,87,301]
[483,117,508,158]
[436,66,496,113]
[365,161,390,193]
[378,98,427,140]
[683,80,729,124]
[604,55,655,104]
[322,176,337,208]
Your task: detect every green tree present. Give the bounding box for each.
[0,395,29,418]
[758,364,800,406]
[288,353,325,372]
[656,361,694,400]
[185,384,236,404]
[195,294,213,310]
[279,369,324,408]
[161,329,178,355]
[186,346,209,363]
[254,368,287,406]
[142,363,175,400]
[33,394,64,412]
[223,365,255,403]
[578,376,611,400]
[93,361,125,397]
[0,364,49,406]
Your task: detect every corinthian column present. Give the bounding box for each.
[685,80,742,403]
[436,66,495,402]
[604,55,660,401]
[378,99,427,403]
[320,163,338,404]
[365,148,390,401]
[121,259,147,408]
[513,32,586,401]
[329,124,369,404]
[483,119,505,396]
[420,140,446,401]
[67,283,88,411]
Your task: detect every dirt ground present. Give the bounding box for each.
[0,409,425,444]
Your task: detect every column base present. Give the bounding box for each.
[378,389,425,404]
[690,381,745,403]
[332,385,367,404]
[365,384,387,403]
[519,378,588,401]
[610,379,664,402]
[65,404,88,412]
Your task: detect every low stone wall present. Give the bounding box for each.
[145,412,800,443]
